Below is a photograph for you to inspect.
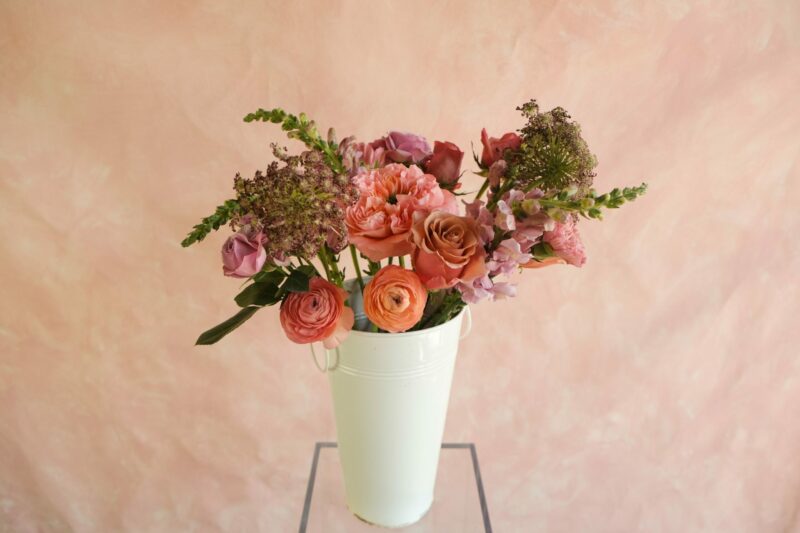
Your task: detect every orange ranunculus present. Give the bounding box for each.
[410,212,487,290]
[280,277,354,348]
[363,265,427,333]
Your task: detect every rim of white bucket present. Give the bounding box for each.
[346,307,467,339]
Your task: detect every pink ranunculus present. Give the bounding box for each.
[541,216,586,267]
[221,231,267,278]
[279,277,354,349]
[379,132,432,164]
[346,164,457,261]
[425,141,464,186]
[411,211,487,290]
[480,128,522,167]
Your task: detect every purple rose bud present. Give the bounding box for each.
[221,231,267,278]
[381,131,432,164]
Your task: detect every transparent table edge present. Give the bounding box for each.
[298,442,492,533]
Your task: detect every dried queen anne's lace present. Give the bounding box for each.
[232,145,358,263]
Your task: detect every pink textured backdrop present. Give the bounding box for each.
[2,1,799,531]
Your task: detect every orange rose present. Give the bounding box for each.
[410,212,487,290]
[280,277,354,348]
[363,266,427,333]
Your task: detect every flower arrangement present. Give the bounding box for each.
[183,100,647,346]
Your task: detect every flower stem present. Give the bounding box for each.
[399,256,406,268]
[350,245,364,292]
[317,250,332,281]
[474,178,490,201]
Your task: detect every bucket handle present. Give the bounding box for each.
[460,306,473,340]
[310,344,340,373]
[311,307,470,371]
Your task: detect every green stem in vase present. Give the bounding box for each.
[349,245,365,292]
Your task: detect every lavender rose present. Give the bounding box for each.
[221,231,267,278]
[375,131,432,164]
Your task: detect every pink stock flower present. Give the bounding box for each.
[411,211,487,290]
[376,132,432,164]
[425,141,463,187]
[279,277,354,349]
[338,136,386,176]
[495,198,516,231]
[456,274,517,304]
[487,160,507,188]
[345,164,457,261]
[493,189,554,252]
[480,128,521,167]
[464,199,494,245]
[487,238,533,276]
[221,231,267,278]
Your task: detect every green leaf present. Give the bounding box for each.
[234,281,281,307]
[253,269,285,285]
[196,306,260,345]
[295,264,318,278]
[284,269,312,293]
[532,242,555,260]
[181,199,240,247]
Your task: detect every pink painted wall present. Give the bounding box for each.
[2,1,799,531]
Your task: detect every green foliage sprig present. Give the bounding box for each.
[195,264,321,345]
[539,183,648,220]
[243,108,346,175]
[181,199,240,248]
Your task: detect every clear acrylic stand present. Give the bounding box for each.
[299,442,492,532]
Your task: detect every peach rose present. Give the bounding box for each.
[345,164,457,261]
[279,277,355,349]
[363,266,428,333]
[410,212,487,290]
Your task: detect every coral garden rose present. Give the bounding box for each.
[279,277,354,348]
[221,231,267,278]
[480,128,522,167]
[425,141,464,187]
[375,132,432,164]
[345,163,457,261]
[411,212,487,290]
[363,265,427,333]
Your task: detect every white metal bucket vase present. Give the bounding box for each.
[311,285,471,528]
